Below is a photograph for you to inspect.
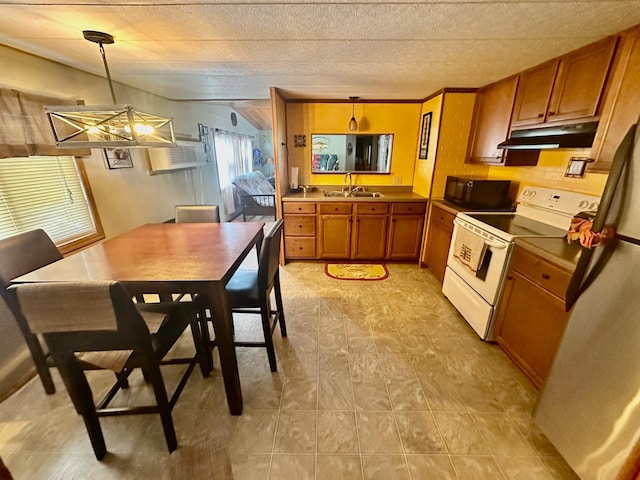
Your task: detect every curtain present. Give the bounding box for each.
[0,88,91,158]
[213,130,253,216]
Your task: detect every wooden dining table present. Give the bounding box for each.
[13,221,265,415]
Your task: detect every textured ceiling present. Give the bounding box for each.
[1,1,640,105]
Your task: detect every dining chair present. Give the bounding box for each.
[175,204,220,223]
[9,280,207,460]
[0,229,63,395]
[224,219,287,372]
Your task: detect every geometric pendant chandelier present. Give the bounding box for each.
[45,31,175,148]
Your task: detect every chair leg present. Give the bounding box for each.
[54,352,107,460]
[274,274,287,338]
[25,333,56,394]
[144,360,177,453]
[260,303,278,372]
[189,318,209,378]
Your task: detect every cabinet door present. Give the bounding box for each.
[494,271,569,388]
[590,27,640,172]
[511,60,559,127]
[318,215,351,259]
[547,36,618,123]
[467,75,519,164]
[386,215,424,260]
[424,207,455,284]
[352,215,388,259]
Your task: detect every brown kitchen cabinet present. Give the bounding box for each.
[589,25,640,172]
[352,203,389,260]
[493,245,573,388]
[467,75,522,165]
[386,202,426,260]
[424,203,456,284]
[318,203,353,259]
[511,36,617,128]
[283,202,317,258]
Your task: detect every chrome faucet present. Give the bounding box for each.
[343,172,353,194]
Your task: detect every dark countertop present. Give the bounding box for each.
[515,237,582,272]
[283,187,428,203]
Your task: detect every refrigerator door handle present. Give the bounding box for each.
[565,123,637,311]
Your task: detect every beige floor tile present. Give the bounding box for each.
[361,455,411,480]
[405,454,457,480]
[395,411,447,454]
[356,411,403,454]
[349,353,384,379]
[417,371,466,412]
[471,412,537,456]
[317,454,363,480]
[317,411,359,453]
[274,410,316,453]
[352,379,392,411]
[433,411,491,455]
[319,352,351,378]
[270,453,315,480]
[229,453,271,480]
[318,378,354,410]
[386,378,430,411]
[229,411,278,454]
[539,455,581,480]
[451,455,507,479]
[496,455,555,480]
[241,376,284,411]
[280,378,318,410]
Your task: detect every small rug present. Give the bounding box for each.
[325,263,389,281]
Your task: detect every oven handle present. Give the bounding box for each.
[454,219,509,250]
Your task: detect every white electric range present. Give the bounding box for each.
[442,186,600,341]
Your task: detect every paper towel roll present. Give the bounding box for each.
[290,167,299,189]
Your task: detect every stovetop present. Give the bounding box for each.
[464,212,567,238]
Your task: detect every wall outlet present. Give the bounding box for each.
[393,176,402,185]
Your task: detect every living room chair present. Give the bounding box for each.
[0,229,63,394]
[175,204,220,223]
[224,219,287,371]
[9,280,207,460]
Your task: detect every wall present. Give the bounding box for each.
[285,102,422,187]
[0,44,259,237]
[412,95,442,197]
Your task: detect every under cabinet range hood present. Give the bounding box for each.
[497,121,599,150]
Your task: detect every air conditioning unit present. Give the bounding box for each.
[148,139,206,174]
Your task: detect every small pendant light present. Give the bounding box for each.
[348,96,359,132]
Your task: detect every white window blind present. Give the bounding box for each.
[0,156,98,247]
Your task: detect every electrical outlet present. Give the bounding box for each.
[393,176,402,185]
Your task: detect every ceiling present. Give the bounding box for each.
[2,1,640,126]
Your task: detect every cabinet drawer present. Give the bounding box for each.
[391,202,427,215]
[318,203,352,214]
[285,237,316,258]
[510,247,572,299]
[284,215,316,236]
[430,206,456,231]
[283,202,316,214]
[354,203,389,215]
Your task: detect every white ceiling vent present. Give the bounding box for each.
[148,139,206,174]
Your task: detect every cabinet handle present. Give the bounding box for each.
[541,273,550,280]
[507,275,513,280]
[538,113,544,118]
[548,111,555,116]
[440,216,444,220]
[495,155,501,159]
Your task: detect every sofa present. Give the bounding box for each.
[231,171,277,221]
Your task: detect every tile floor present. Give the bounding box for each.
[0,261,580,479]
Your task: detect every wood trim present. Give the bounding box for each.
[281,88,477,104]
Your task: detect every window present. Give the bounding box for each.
[0,156,104,254]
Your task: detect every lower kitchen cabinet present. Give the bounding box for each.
[424,203,457,284]
[493,245,572,388]
[387,209,425,259]
[352,203,389,259]
[283,202,317,258]
[318,203,353,259]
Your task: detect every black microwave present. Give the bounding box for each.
[444,176,511,210]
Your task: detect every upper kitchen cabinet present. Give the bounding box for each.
[467,76,539,166]
[589,26,640,172]
[512,36,618,128]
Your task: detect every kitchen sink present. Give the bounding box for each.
[321,190,384,198]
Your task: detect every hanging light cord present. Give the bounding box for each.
[98,42,118,104]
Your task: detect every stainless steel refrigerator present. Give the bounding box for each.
[535,120,640,480]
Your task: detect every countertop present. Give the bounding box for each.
[283,187,428,203]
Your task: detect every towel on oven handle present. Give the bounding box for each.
[453,227,487,272]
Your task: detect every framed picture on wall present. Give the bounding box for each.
[418,112,432,160]
[104,148,133,169]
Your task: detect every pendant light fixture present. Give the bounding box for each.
[348,96,359,132]
[45,30,175,149]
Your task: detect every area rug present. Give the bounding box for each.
[325,263,389,281]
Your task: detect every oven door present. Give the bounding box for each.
[444,218,512,305]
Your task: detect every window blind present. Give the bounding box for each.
[0,156,98,247]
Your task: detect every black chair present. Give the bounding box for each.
[9,280,207,460]
[224,219,287,371]
[175,205,220,223]
[0,230,63,394]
